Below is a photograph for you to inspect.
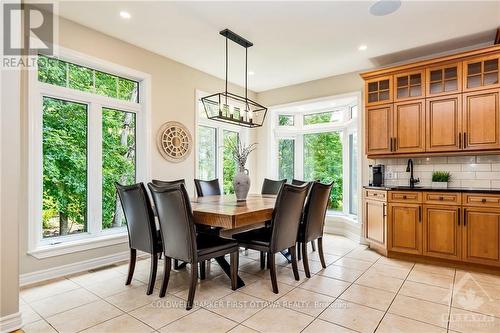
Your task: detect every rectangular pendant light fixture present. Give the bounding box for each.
[201,29,267,128]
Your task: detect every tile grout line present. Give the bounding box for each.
[447,269,457,332]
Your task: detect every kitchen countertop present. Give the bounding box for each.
[363,185,500,194]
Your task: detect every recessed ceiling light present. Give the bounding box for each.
[248,71,255,76]
[120,11,131,19]
[369,0,401,16]
[358,44,368,51]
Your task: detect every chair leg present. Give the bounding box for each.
[186,262,198,310]
[159,256,172,297]
[302,242,311,278]
[318,237,327,268]
[230,251,238,291]
[297,243,302,261]
[268,252,278,294]
[260,251,266,269]
[147,253,158,295]
[266,252,271,269]
[311,240,316,251]
[289,246,300,281]
[126,248,137,285]
[199,260,206,280]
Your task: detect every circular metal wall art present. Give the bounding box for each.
[157,121,192,162]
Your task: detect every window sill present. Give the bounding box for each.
[28,231,129,259]
[326,211,358,225]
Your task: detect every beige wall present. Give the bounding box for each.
[20,17,258,275]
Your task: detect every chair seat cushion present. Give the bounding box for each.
[196,233,238,257]
[232,227,272,246]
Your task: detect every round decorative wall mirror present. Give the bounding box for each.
[156,121,192,162]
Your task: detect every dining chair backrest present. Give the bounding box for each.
[194,179,221,197]
[148,183,197,262]
[269,183,309,252]
[302,181,334,242]
[291,179,306,186]
[152,179,185,188]
[261,178,286,195]
[116,182,158,253]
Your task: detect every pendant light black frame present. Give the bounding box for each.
[201,29,267,128]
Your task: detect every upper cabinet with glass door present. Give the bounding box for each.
[426,62,462,97]
[365,76,393,106]
[463,54,500,92]
[393,70,425,102]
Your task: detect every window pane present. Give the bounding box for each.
[278,139,294,181]
[68,63,93,92]
[102,108,136,229]
[223,130,239,194]
[349,133,358,215]
[37,55,139,103]
[197,126,216,180]
[95,71,118,98]
[278,115,294,126]
[38,55,67,86]
[42,97,88,238]
[303,111,342,125]
[303,132,343,211]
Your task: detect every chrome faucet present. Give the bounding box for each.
[406,159,420,188]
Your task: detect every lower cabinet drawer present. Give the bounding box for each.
[463,194,500,208]
[424,192,461,205]
[364,189,387,201]
[389,191,422,203]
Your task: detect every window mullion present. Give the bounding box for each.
[88,102,103,235]
[296,134,304,180]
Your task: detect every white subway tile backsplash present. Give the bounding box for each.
[475,172,500,180]
[374,155,500,189]
[447,156,476,164]
[461,164,491,172]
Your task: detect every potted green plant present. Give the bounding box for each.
[432,171,451,189]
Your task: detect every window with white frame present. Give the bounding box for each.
[273,98,359,216]
[30,52,149,249]
[196,92,247,194]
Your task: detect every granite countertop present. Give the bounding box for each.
[363,185,500,194]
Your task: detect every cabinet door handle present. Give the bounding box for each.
[390,137,393,152]
[394,138,397,151]
[418,206,422,223]
[458,133,462,149]
[463,208,467,226]
[457,208,461,226]
[383,203,387,217]
[464,133,467,149]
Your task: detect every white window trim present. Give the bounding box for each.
[28,46,152,258]
[269,92,362,220]
[194,90,249,188]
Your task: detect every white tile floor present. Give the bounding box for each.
[19,235,500,333]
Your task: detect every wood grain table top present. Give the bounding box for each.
[191,194,276,229]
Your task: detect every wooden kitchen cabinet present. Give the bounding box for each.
[388,202,422,255]
[365,76,393,106]
[463,54,500,92]
[463,89,500,151]
[394,70,425,101]
[423,205,461,260]
[366,104,393,155]
[426,94,462,152]
[426,62,462,97]
[393,99,426,153]
[363,189,387,252]
[462,207,500,266]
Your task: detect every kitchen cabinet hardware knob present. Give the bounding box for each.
[439,196,444,201]
[482,198,487,203]
[403,195,407,199]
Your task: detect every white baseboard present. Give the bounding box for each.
[0,312,22,333]
[20,250,148,287]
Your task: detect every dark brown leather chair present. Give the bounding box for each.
[261,178,286,195]
[297,181,333,278]
[233,183,309,293]
[291,179,317,253]
[152,179,185,187]
[115,182,162,295]
[148,183,239,310]
[194,179,221,196]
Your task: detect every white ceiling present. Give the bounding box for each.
[55,1,500,92]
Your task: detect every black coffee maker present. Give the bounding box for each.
[369,164,385,187]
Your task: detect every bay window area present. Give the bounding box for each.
[29,51,149,255]
[273,96,360,217]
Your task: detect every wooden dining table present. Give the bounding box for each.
[190,193,277,288]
